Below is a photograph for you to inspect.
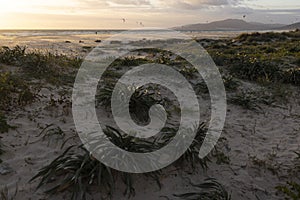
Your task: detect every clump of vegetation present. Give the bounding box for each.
[250,150,282,176]
[229,55,280,83]
[174,178,231,200]
[267,84,292,103]
[34,124,66,146]
[0,112,14,133]
[235,32,288,43]
[212,148,230,165]
[110,56,150,68]
[229,91,261,110]
[0,72,36,110]
[282,29,300,38]
[30,126,165,199]
[295,58,300,66]
[0,141,4,156]
[30,142,161,199]
[222,75,239,91]
[128,85,177,125]
[31,120,211,199]
[0,46,82,84]
[229,90,274,110]
[276,181,300,200]
[0,46,26,64]
[207,30,300,86]
[156,53,172,65]
[180,66,198,79]
[194,81,209,94]
[294,151,300,159]
[96,83,172,125]
[104,126,163,153]
[179,122,210,170]
[30,146,119,199]
[276,151,300,200]
[281,68,300,85]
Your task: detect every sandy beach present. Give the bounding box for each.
[0,29,300,200]
[0,30,252,56]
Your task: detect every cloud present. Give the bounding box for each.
[5,0,299,29]
[155,0,246,10]
[76,0,246,10]
[78,0,150,8]
[107,0,151,5]
[261,8,300,15]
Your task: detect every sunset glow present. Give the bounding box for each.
[0,0,299,29]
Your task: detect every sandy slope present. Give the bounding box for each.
[1,74,299,200]
[1,34,300,200]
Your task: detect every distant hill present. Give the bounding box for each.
[280,22,300,30]
[174,19,285,31]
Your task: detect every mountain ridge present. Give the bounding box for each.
[174,19,297,31]
[280,22,300,30]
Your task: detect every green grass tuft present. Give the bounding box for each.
[110,56,150,68]
[30,144,161,199]
[174,178,231,200]
[276,182,300,200]
[235,32,288,43]
[207,30,300,86]
[0,141,4,156]
[229,90,275,110]
[229,91,261,110]
[0,46,82,85]
[31,122,211,199]
[222,75,239,91]
[0,72,36,110]
[180,122,211,170]
[0,112,14,133]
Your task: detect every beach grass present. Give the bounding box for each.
[30,145,118,199]
[228,90,275,110]
[207,29,300,85]
[0,142,3,156]
[0,71,37,111]
[1,29,300,199]
[0,112,14,133]
[0,46,82,85]
[276,151,300,200]
[30,122,211,199]
[276,181,300,200]
[174,178,231,200]
[30,144,160,199]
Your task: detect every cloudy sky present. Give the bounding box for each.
[0,0,299,29]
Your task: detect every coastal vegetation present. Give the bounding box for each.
[1,30,300,199]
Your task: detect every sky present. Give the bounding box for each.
[0,0,299,29]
